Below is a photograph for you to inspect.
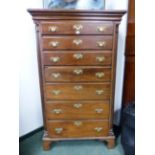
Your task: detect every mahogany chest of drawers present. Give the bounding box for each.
[28,9,125,150]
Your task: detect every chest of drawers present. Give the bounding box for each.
[28,9,125,150]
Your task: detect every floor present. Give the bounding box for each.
[19,131,124,155]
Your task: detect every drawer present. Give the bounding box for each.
[45,83,111,100]
[47,120,109,138]
[42,36,113,50]
[46,101,110,120]
[41,21,113,35]
[45,66,111,82]
[42,51,112,66]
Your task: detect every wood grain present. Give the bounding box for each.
[42,51,112,66]
[45,83,111,100]
[44,66,111,82]
[42,36,113,50]
[41,21,113,35]
[46,100,110,119]
[47,120,109,138]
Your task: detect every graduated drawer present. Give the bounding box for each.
[46,101,110,120]
[42,51,112,66]
[45,83,111,100]
[45,66,111,82]
[42,36,113,50]
[41,21,113,35]
[47,120,109,138]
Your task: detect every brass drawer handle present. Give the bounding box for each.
[74,121,82,127]
[97,26,107,32]
[55,128,63,134]
[52,109,62,114]
[73,39,83,45]
[96,56,105,62]
[73,24,83,34]
[73,53,83,60]
[73,103,82,109]
[95,108,103,114]
[96,90,104,95]
[73,69,83,75]
[97,41,106,47]
[94,127,103,132]
[74,85,83,91]
[50,56,60,63]
[51,73,61,79]
[49,41,59,47]
[48,26,58,32]
[51,90,61,95]
[95,72,105,78]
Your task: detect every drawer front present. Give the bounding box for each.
[45,83,111,100]
[46,101,110,119]
[47,120,109,138]
[41,21,113,35]
[42,36,113,50]
[45,66,111,82]
[42,51,112,66]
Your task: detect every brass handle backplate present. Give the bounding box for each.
[73,53,83,60]
[50,57,60,63]
[95,72,105,78]
[73,24,83,34]
[94,127,103,132]
[96,90,104,95]
[97,41,106,47]
[48,26,58,32]
[51,90,61,95]
[73,103,82,109]
[74,85,83,91]
[52,109,62,114]
[97,26,107,32]
[49,41,59,47]
[74,121,82,127]
[51,73,61,79]
[95,108,103,114]
[73,69,83,75]
[73,39,83,45]
[96,56,105,62]
[55,128,63,134]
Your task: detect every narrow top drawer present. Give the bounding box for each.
[41,21,113,35]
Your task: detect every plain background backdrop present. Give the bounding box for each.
[19,0,128,137]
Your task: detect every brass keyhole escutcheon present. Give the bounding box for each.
[74,121,82,127]
[73,39,83,45]
[73,53,83,60]
[73,24,83,34]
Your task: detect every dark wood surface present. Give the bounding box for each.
[28,9,125,150]
[42,51,112,66]
[41,21,113,35]
[46,100,110,120]
[45,83,111,100]
[123,0,135,105]
[45,66,111,82]
[47,120,109,138]
[42,36,113,50]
